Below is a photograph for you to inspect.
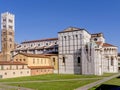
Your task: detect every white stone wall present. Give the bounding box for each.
[20,40,58,49]
[1,12,15,30]
[58,28,93,74]
[103,47,118,73]
[13,39,58,55]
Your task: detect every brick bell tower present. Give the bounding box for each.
[1,12,15,61]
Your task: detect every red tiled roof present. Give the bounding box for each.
[103,43,116,47]
[21,38,58,44]
[0,61,27,65]
[95,41,103,45]
[28,66,54,69]
[95,42,117,47]
[43,54,58,56]
[16,53,50,58]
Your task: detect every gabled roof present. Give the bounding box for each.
[95,41,103,45]
[58,27,85,33]
[0,61,27,65]
[95,42,117,47]
[15,53,50,58]
[103,43,117,47]
[21,38,58,44]
[43,54,58,56]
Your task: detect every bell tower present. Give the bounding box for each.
[1,12,15,61]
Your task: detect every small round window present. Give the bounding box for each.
[94,38,97,41]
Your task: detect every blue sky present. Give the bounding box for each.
[0,0,120,51]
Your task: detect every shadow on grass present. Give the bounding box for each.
[95,84,120,90]
[117,76,120,78]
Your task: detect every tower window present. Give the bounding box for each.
[10,44,12,48]
[4,38,6,41]
[3,25,6,28]
[3,19,6,22]
[9,25,13,29]
[9,19,13,23]
[3,32,6,35]
[9,32,12,35]
[9,38,12,42]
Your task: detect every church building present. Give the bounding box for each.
[58,27,118,75]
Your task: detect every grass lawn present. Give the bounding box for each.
[0,73,116,90]
[0,73,115,82]
[10,79,98,90]
[89,76,120,90]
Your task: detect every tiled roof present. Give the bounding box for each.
[95,42,116,47]
[16,53,50,58]
[103,43,116,47]
[58,27,85,33]
[28,66,54,69]
[0,61,27,65]
[21,38,58,44]
[95,41,103,45]
[43,54,58,56]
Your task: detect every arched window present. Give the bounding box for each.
[63,57,65,64]
[111,57,114,66]
[85,45,88,53]
[9,38,12,42]
[78,57,81,63]
[10,44,12,48]
[78,57,81,66]
[53,58,55,65]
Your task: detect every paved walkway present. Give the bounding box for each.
[75,73,120,90]
[0,84,33,90]
[0,83,33,90]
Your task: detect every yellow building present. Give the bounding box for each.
[43,54,58,73]
[13,53,58,75]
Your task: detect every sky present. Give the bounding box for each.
[0,0,120,51]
